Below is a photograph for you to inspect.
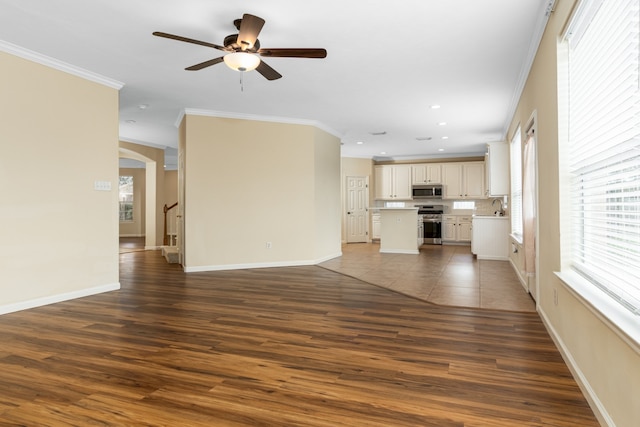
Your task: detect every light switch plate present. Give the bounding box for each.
[94,180,112,191]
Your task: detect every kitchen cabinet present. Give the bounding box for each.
[371,213,381,240]
[472,216,509,260]
[485,142,509,196]
[442,162,486,199]
[374,165,412,200]
[412,164,442,184]
[442,215,472,243]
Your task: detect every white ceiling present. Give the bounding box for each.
[0,0,552,168]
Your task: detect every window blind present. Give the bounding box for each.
[567,0,640,314]
[510,127,523,238]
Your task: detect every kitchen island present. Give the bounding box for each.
[378,207,419,254]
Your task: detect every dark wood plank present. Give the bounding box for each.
[0,250,598,426]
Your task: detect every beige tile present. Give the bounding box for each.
[324,243,532,312]
[428,285,480,308]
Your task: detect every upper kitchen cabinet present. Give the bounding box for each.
[485,142,509,196]
[442,162,486,199]
[412,164,442,185]
[374,165,412,200]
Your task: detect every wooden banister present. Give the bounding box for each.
[163,202,178,246]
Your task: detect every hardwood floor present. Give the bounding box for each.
[0,250,598,426]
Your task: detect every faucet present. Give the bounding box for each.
[492,198,504,216]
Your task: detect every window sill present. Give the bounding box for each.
[555,270,640,354]
[510,233,523,244]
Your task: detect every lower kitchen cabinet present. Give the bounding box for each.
[442,215,472,243]
[371,213,381,240]
[471,216,509,260]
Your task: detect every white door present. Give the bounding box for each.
[346,176,369,243]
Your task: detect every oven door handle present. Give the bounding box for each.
[422,219,442,223]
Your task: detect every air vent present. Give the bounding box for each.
[416,137,432,141]
[370,131,387,136]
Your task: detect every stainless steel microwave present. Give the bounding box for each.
[412,185,443,199]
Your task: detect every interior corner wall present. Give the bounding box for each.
[340,157,374,243]
[313,128,342,260]
[182,115,341,271]
[0,51,120,313]
[118,167,146,237]
[507,1,640,426]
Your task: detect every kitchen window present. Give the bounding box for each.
[558,0,640,337]
[119,176,134,221]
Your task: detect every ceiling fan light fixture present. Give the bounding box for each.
[223,52,260,72]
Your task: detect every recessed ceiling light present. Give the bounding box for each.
[438,148,445,152]
[430,105,441,109]
[441,136,449,140]
[138,104,149,110]
[438,122,447,126]
[356,141,364,145]
[380,151,387,155]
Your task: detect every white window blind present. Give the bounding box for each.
[566,0,640,314]
[510,127,523,238]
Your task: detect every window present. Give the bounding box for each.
[510,127,523,239]
[119,176,134,221]
[453,201,475,210]
[563,0,640,315]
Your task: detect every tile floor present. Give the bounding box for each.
[320,242,536,312]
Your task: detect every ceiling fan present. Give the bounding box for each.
[153,13,327,81]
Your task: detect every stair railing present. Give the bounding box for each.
[163,202,178,246]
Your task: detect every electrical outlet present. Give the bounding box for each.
[266,242,272,249]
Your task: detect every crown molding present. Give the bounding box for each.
[180,108,343,139]
[501,0,555,138]
[0,39,124,90]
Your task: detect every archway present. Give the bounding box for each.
[119,147,158,249]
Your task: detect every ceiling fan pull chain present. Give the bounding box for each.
[240,71,244,92]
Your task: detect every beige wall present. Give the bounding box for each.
[508,2,640,426]
[0,51,120,312]
[340,157,374,242]
[182,114,341,271]
[118,167,146,237]
[164,170,178,204]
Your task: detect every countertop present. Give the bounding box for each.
[473,215,509,219]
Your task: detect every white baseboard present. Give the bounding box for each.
[379,249,420,254]
[0,282,121,316]
[509,257,529,291]
[184,252,343,273]
[538,307,614,427]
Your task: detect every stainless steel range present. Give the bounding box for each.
[417,204,444,245]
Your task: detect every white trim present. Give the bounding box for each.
[379,249,420,255]
[538,306,615,427]
[119,233,145,238]
[0,283,121,316]
[502,1,554,138]
[183,252,343,273]
[555,271,640,353]
[509,257,529,292]
[0,39,124,90]
[180,108,343,139]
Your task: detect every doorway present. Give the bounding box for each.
[346,176,369,243]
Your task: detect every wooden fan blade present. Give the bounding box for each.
[185,57,225,71]
[153,31,228,51]
[258,48,327,58]
[256,60,282,80]
[237,14,265,50]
